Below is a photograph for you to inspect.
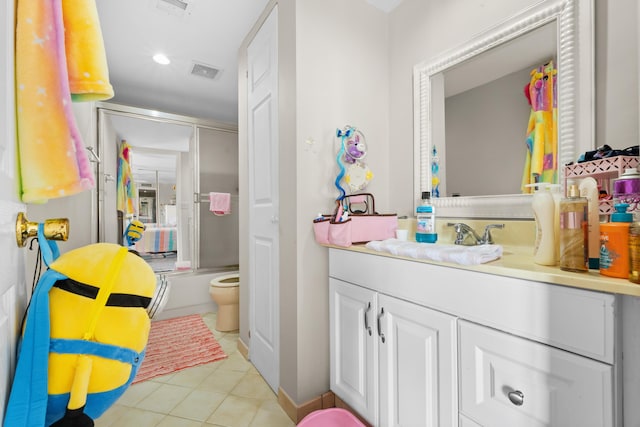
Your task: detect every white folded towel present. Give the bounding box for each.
[366,239,502,265]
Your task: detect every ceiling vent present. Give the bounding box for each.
[155,0,190,17]
[191,62,221,80]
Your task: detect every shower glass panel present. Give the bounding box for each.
[196,126,239,269]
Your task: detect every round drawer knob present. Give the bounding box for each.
[508,390,524,406]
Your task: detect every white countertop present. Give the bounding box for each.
[327,243,640,298]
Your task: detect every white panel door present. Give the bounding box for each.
[247,5,279,393]
[0,0,28,421]
[459,320,613,427]
[378,294,457,427]
[329,279,378,426]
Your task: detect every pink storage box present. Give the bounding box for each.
[312,193,397,248]
[298,408,366,427]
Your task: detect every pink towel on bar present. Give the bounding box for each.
[209,192,231,216]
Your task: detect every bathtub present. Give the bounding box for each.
[153,268,239,320]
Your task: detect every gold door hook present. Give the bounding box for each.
[15,212,69,247]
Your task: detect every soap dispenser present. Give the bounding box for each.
[600,203,633,278]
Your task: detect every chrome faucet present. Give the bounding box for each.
[447,223,505,245]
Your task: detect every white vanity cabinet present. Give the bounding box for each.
[458,320,613,427]
[330,278,456,427]
[329,248,619,427]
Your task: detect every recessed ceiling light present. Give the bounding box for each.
[153,53,171,65]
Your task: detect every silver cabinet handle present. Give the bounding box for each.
[508,390,524,406]
[364,302,372,336]
[271,215,279,223]
[377,307,385,343]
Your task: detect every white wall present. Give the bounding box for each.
[239,0,389,406]
[294,0,389,403]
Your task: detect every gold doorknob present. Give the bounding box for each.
[15,212,69,247]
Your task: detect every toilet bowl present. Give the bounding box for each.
[209,273,239,332]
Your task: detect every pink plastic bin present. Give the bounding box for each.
[297,408,366,427]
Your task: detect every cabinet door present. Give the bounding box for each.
[330,278,378,426]
[378,294,457,427]
[459,321,613,427]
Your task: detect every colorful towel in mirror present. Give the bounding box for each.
[16,0,114,203]
[521,60,557,193]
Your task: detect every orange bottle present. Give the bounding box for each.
[600,203,633,278]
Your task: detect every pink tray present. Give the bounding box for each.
[297,408,366,427]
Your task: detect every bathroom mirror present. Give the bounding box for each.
[414,0,594,218]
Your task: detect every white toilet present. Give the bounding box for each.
[209,273,239,332]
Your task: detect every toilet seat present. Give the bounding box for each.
[210,273,239,288]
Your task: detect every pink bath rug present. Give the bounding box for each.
[133,314,227,384]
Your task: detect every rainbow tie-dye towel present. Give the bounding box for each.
[15,0,114,203]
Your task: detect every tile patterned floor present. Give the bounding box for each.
[96,313,296,427]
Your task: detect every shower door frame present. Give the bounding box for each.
[95,102,238,272]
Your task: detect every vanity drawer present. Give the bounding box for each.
[458,321,613,427]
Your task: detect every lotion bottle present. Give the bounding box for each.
[599,203,632,278]
[559,184,589,272]
[527,183,556,265]
[579,177,600,269]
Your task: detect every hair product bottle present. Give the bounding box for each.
[579,177,600,269]
[600,203,632,278]
[559,184,588,272]
[629,221,640,283]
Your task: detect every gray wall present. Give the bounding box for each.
[445,66,533,197]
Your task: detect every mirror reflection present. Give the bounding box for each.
[432,21,556,198]
[97,105,239,274]
[414,0,594,218]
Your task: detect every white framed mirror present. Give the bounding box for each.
[414,0,594,218]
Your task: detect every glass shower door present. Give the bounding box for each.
[196,126,239,270]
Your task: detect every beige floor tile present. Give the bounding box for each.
[94,404,129,426]
[167,362,221,388]
[136,383,192,414]
[206,395,262,427]
[250,399,296,427]
[156,415,208,427]
[197,369,245,394]
[217,336,241,356]
[216,352,252,373]
[98,407,165,427]
[169,389,228,421]
[231,372,277,401]
[117,380,162,407]
[146,371,178,384]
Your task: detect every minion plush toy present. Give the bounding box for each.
[4,224,156,426]
[124,219,145,247]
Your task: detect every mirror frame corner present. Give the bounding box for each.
[413,0,594,218]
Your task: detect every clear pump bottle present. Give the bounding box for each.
[559,184,588,272]
[416,191,437,243]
